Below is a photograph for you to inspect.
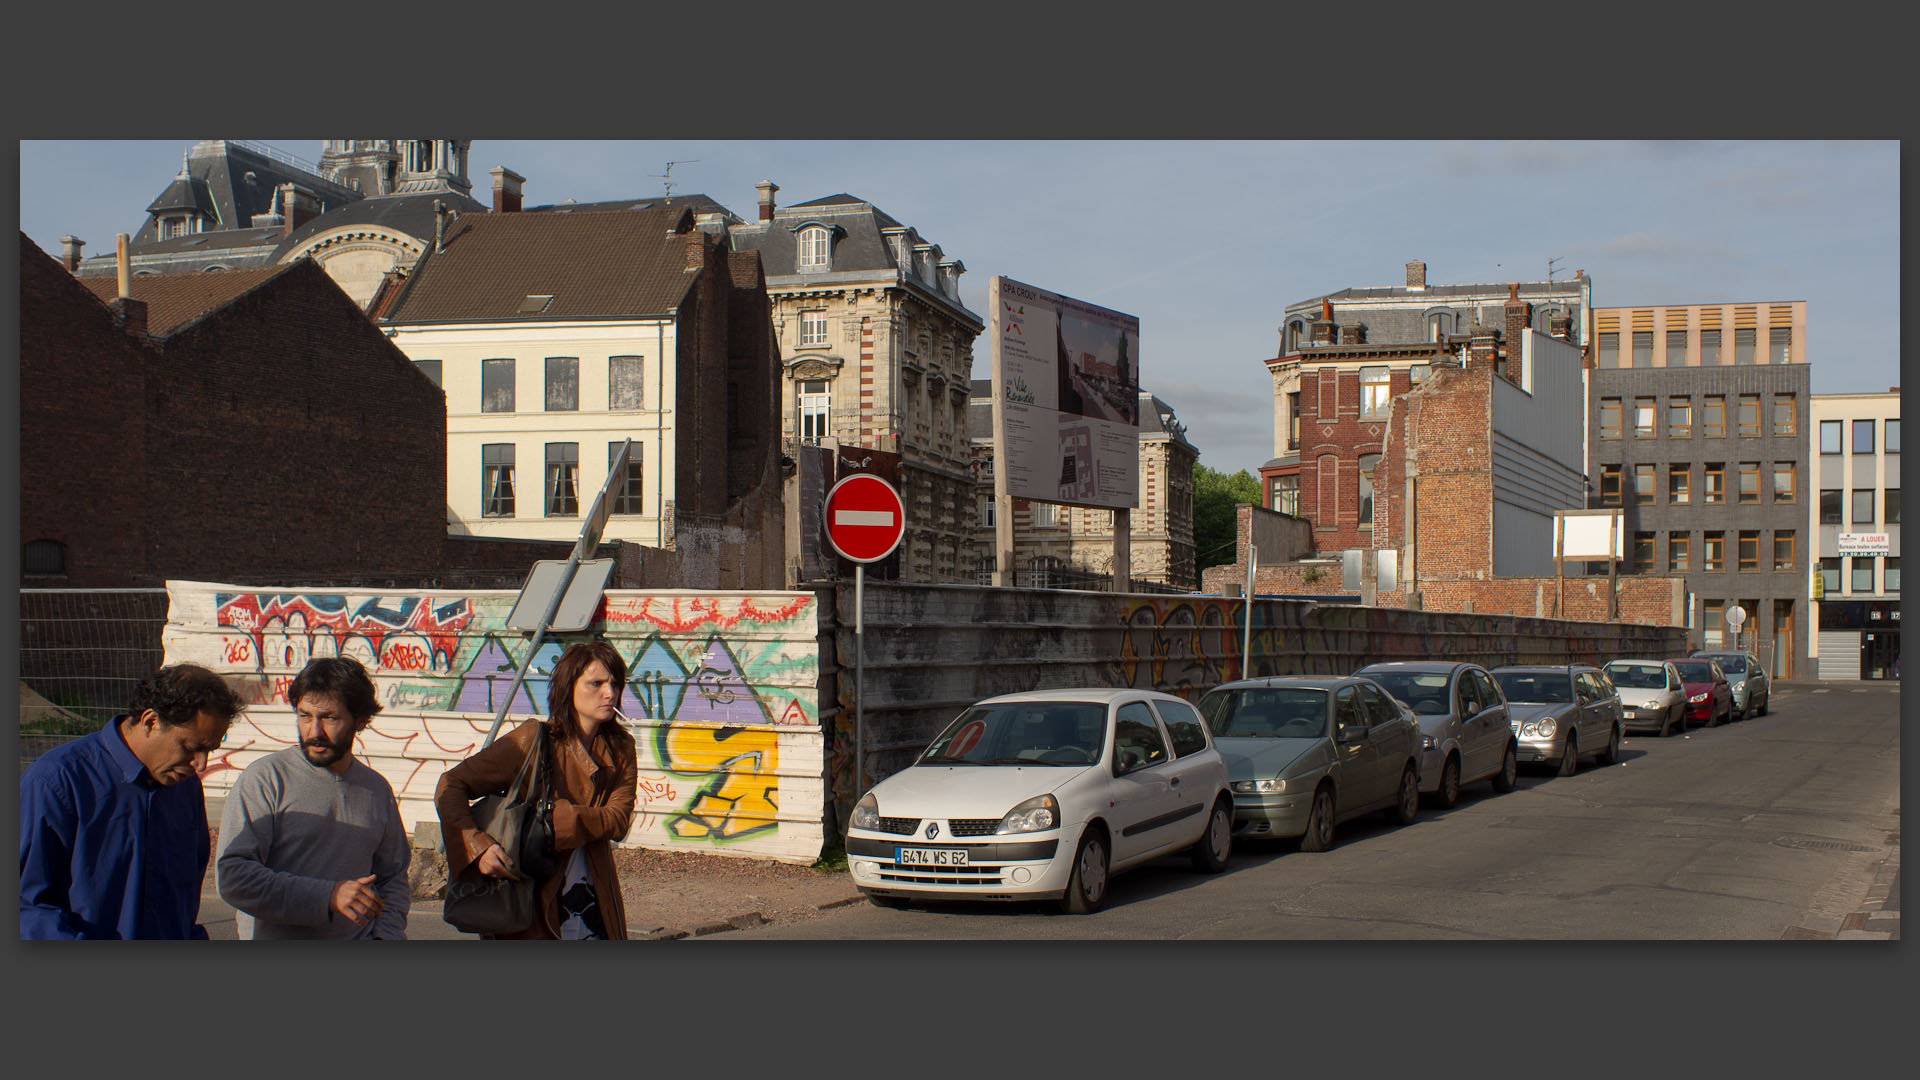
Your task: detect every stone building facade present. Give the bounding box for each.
[727,183,983,585]
[1808,391,1900,679]
[968,382,1199,590]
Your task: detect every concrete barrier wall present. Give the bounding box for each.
[162,580,825,864]
[828,582,1687,824]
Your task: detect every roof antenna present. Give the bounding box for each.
[1547,255,1563,283]
[649,159,698,204]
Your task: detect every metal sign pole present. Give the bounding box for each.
[1242,544,1256,679]
[854,562,865,797]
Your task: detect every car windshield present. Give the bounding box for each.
[1198,687,1328,738]
[1705,654,1748,673]
[1606,663,1668,689]
[917,702,1106,767]
[1672,662,1716,683]
[1493,672,1573,704]
[1361,671,1453,715]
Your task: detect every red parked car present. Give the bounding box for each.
[1668,658,1733,728]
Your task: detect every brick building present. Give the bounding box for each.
[378,203,787,590]
[21,234,447,587]
[1587,301,1810,677]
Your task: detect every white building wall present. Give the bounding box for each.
[388,320,678,546]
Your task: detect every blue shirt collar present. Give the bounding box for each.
[99,715,154,786]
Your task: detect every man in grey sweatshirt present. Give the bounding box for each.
[217,656,411,940]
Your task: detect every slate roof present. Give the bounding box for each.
[380,205,706,324]
[525,193,742,223]
[272,189,487,258]
[729,191,978,327]
[76,263,294,336]
[134,141,359,244]
[146,175,215,215]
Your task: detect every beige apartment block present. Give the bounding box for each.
[1809,390,1901,679]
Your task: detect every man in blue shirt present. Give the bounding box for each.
[20,663,244,939]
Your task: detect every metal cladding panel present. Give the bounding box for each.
[163,581,826,864]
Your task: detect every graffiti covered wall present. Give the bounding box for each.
[164,581,824,864]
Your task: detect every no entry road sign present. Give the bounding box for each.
[824,473,906,563]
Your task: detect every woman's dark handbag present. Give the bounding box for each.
[443,724,557,935]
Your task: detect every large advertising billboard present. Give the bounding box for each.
[988,276,1140,510]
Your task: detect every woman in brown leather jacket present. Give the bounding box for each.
[436,641,639,939]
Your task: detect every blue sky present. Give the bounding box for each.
[18,139,1899,476]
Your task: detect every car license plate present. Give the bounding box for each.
[896,847,968,867]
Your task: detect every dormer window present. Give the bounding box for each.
[798,225,831,270]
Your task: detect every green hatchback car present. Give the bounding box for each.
[1197,677,1423,853]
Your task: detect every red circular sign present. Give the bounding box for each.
[824,474,906,563]
[948,720,986,758]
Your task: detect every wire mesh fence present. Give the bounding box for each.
[19,589,170,772]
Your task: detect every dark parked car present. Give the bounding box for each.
[1491,665,1624,775]
[1690,650,1770,720]
[1669,658,1734,728]
[1197,676,1423,851]
[1351,661,1518,808]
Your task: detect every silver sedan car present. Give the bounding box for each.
[1491,665,1624,776]
[1603,659,1689,737]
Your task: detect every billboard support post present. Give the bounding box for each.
[1113,508,1130,592]
[1242,543,1256,679]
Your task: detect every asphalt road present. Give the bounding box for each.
[728,680,1900,940]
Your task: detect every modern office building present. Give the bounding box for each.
[1809,391,1900,679]
[1587,301,1810,677]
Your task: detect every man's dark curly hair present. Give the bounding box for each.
[288,656,384,723]
[127,664,244,728]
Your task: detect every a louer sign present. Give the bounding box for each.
[1837,532,1891,555]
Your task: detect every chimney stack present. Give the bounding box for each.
[1503,286,1532,380]
[1406,260,1427,289]
[686,230,709,271]
[1310,299,1337,346]
[111,233,147,337]
[755,180,778,222]
[490,166,525,213]
[433,200,445,252]
[60,235,85,273]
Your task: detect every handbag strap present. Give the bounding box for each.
[504,721,545,803]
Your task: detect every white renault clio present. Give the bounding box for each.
[846,688,1234,914]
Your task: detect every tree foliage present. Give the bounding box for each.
[1193,463,1262,570]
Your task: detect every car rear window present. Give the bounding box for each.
[1713,655,1748,673]
[1495,671,1572,704]
[1359,671,1452,715]
[1199,687,1326,738]
[1605,663,1667,689]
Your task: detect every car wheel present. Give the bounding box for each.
[1597,724,1621,765]
[1060,827,1110,914]
[1432,754,1462,809]
[864,891,909,910]
[1708,702,1723,728]
[1758,692,1769,717]
[1557,736,1579,777]
[1390,765,1420,826]
[1189,798,1232,874]
[1658,706,1676,737]
[1298,785,1337,852]
[1490,742,1519,793]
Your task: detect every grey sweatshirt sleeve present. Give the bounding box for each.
[216,764,336,928]
[370,798,412,940]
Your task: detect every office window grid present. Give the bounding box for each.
[1599,398,1622,440]
[1702,396,1726,438]
[1668,532,1690,572]
[1703,532,1726,572]
[1773,462,1796,503]
[1737,530,1759,572]
[1773,395,1796,437]
[1669,464,1690,505]
[1738,462,1760,504]
[1738,395,1761,437]
[1704,463,1725,505]
[1668,397,1691,438]
[1774,531,1795,572]
[1633,397,1656,438]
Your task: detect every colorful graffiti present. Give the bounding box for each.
[175,583,825,863]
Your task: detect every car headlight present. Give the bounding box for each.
[850,792,880,831]
[1421,735,1435,750]
[1232,778,1286,794]
[1688,693,1708,704]
[995,793,1059,834]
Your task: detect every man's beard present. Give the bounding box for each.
[302,729,355,768]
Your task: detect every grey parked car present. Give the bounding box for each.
[1603,659,1690,737]
[1690,650,1770,720]
[1351,662,1518,808]
[1491,665,1624,775]
[1197,677,1423,852]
